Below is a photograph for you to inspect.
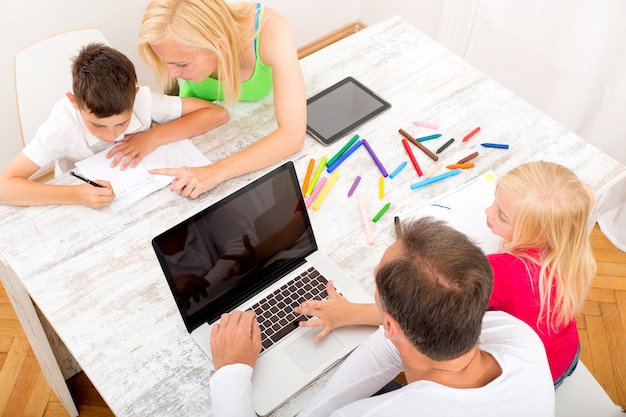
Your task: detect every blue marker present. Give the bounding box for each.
[327,140,363,173]
[481,143,509,149]
[410,169,461,190]
[389,161,408,179]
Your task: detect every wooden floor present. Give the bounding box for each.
[0,223,624,416]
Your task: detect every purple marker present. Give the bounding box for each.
[347,176,361,197]
[361,138,388,177]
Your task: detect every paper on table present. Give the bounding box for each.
[75,139,209,212]
[400,170,502,255]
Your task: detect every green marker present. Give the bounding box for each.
[372,202,391,223]
[326,134,359,167]
[306,156,327,196]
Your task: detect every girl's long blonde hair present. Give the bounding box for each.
[498,161,596,332]
[138,0,256,103]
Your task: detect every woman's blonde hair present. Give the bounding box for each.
[498,161,596,332]
[138,0,256,103]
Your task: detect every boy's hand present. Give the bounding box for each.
[106,132,158,170]
[77,182,115,209]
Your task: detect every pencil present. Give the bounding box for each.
[462,126,481,142]
[312,170,339,210]
[402,138,423,177]
[301,158,315,195]
[446,163,474,169]
[399,129,438,161]
[306,156,327,196]
[373,202,391,223]
[358,198,374,245]
[456,151,479,164]
[326,134,359,167]
[305,176,327,208]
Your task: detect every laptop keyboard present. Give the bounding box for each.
[250,266,328,352]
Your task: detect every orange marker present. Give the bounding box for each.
[462,127,481,142]
[301,158,315,195]
[446,163,475,169]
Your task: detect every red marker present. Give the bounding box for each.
[401,138,423,177]
[462,127,481,142]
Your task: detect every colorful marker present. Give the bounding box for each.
[436,138,455,154]
[412,120,439,130]
[457,151,479,164]
[373,202,391,223]
[402,138,423,177]
[358,198,374,245]
[389,161,408,179]
[361,138,388,177]
[410,169,461,190]
[347,175,361,197]
[326,134,359,167]
[306,156,327,196]
[424,161,444,178]
[417,133,442,142]
[312,170,340,210]
[446,163,474,169]
[379,176,384,200]
[301,158,315,195]
[399,129,438,161]
[327,141,362,173]
[305,176,327,208]
[462,126,481,142]
[481,143,509,149]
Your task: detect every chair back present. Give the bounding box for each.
[14,28,111,146]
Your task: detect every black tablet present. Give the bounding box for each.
[306,77,391,145]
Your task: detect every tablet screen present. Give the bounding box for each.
[306,77,391,145]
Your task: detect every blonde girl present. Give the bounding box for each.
[485,161,596,386]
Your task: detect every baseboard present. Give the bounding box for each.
[297,21,367,59]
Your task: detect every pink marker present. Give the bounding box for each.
[412,120,439,130]
[305,176,327,208]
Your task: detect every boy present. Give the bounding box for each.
[0,43,228,208]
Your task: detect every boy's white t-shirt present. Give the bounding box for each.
[22,86,182,176]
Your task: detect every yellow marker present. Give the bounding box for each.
[379,176,384,200]
[306,156,327,196]
[312,170,339,210]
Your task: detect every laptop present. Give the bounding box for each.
[152,161,375,415]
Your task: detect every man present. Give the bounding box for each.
[209,217,555,416]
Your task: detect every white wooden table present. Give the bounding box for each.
[1,16,625,416]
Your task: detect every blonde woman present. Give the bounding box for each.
[138,0,306,198]
[295,161,596,388]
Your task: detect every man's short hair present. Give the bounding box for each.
[375,217,493,361]
[71,43,137,117]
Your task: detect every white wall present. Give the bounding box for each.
[4,1,624,172]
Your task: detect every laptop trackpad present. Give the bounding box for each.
[285,329,344,373]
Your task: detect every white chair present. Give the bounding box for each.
[555,361,624,416]
[14,28,111,148]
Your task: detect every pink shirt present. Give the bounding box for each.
[487,250,578,381]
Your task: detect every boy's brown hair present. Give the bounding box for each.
[71,43,137,117]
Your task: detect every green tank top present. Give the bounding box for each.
[179,4,273,102]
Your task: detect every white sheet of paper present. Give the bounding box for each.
[401,170,502,255]
[75,139,209,212]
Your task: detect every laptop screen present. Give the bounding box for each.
[152,162,317,332]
